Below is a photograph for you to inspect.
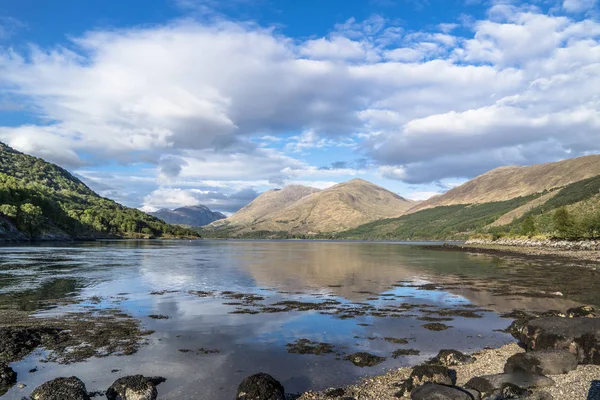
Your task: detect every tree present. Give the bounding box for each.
[553,207,575,238]
[0,204,18,218]
[19,203,43,236]
[521,215,536,237]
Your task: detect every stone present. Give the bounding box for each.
[465,373,554,395]
[518,317,600,364]
[0,327,62,363]
[483,383,553,400]
[411,383,480,400]
[566,305,597,318]
[236,373,285,400]
[344,352,386,367]
[429,349,476,366]
[30,377,90,400]
[106,375,157,400]
[0,363,17,395]
[504,349,577,375]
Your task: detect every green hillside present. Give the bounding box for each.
[0,142,197,240]
[337,175,600,241]
[336,195,540,240]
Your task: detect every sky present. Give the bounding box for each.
[0,0,598,214]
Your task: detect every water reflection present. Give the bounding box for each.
[0,240,598,400]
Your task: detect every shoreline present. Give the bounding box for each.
[423,242,600,265]
[297,342,600,400]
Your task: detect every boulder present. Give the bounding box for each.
[465,373,554,395]
[429,349,476,366]
[483,383,553,400]
[0,363,17,395]
[504,349,577,375]
[519,317,600,364]
[398,364,455,396]
[236,373,285,400]
[411,383,480,400]
[344,352,386,367]
[566,305,597,318]
[106,375,157,400]
[30,377,90,400]
[0,327,62,363]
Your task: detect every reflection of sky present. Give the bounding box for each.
[0,240,590,400]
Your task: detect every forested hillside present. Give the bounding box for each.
[0,142,197,240]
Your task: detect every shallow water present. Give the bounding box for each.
[0,240,598,399]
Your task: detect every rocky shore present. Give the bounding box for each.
[4,307,599,400]
[434,239,600,264]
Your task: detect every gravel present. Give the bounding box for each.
[298,343,600,400]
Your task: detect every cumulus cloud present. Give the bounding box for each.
[141,187,258,213]
[0,3,598,203]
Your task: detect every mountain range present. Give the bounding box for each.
[1,140,599,242]
[207,179,414,236]
[149,206,226,227]
[207,155,600,240]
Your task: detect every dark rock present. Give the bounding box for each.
[410,383,479,400]
[236,373,285,400]
[30,377,90,400]
[324,388,346,397]
[504,349,577,375]
[423,323,452,331]
[429,349,476,366]
[106,375,157,400]
[483,383,554,399]
[465,373,554,395]
[519,317,600,364]
[0,327,62,363]
[403,364,454,394]
[0,363,17,395]
[345,352,386,367]
[566,305,597,318]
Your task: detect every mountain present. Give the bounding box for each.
[209,185,321,229]
[149,205,226,227]
[407,154,600,214]
[340,155,600,241]
[0,142,197,241]
[208,179,414,237]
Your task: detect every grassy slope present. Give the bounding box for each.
[337,195,540,240]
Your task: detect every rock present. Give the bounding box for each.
[428,349,476,366]
[465,373,554,395]
[0,327,62,363]
[236,373,285,400]
[566,305,597,318]
[411,383,480,400]
[106,375,157,400]
[30,377,90,400]
[0,363,17,395]
[483,383,553,400]
[504,349,577,375]
[519,317,600,364]
[399,363,455,395]
[344,352,386,367]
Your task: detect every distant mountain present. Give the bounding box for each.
[207,179,414,237]
[0,142,197,241]
[340,155,600,241]
[209,185,321,229]
[150,205,226,227]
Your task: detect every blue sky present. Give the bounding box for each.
[0,0,599,213]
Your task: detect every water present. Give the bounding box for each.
[0,240,598,399]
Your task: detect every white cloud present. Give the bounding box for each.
[0,4,598,201]
[405,191,441,201]
[563,0,597,13]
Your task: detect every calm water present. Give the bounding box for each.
[1,240,598,399]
